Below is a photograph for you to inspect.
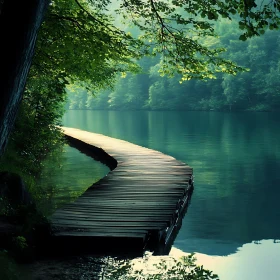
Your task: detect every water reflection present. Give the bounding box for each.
[38,144,109,216]
[171,240,280,280]
[62,110,280,279]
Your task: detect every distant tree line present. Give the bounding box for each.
[66,21,280,112]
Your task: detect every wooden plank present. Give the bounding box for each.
[55,231,148,239]
[50,127,193,255]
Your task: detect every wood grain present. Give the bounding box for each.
[50,127,193,255]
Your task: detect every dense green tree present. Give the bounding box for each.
[125,74,147,109]
[1,0,280,157]
[264,61,280,110]
[1,0,142,175]
[108,76,129,109]
[65,84,89,110]
[148,80,170,110]
[5,76,66,176]
[67,17,280,112]
[86,89,110,110]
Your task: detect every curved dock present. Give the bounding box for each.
[50,127,194,256]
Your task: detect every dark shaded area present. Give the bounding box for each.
[21,255,106,280]
[64,135,118,171]
[42,185,194,259]
[0,172,34,250]
[43,235,145,258]
[0,0,49,157]
[154,183,194,256]
[0,172,33,207]
[0,171,52,263]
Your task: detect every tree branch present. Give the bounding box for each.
[49,13,83,30]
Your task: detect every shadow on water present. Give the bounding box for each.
[153,184,195,256]
[64,134,117,171]
[45,134,195,259]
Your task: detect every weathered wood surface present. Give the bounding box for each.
[50,127,193,255]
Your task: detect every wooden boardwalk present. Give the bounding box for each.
[50,127,194,256]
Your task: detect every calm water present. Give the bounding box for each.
[39,144,110,215]
[61,110,280,279]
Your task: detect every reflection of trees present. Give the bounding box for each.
[170,112,280,253]
[38,145,109,216]
[62,110,280,255]
[143,111,280,253]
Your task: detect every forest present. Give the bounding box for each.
[0,0,280,278]
[66,23,280,112]
[5,0,279,192]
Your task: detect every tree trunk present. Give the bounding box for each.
[0,0,49,157]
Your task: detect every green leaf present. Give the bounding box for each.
[239,34,247,41]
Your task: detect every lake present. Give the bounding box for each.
[59,110,280,280]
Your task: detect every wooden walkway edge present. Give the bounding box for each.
[50,127,194,256]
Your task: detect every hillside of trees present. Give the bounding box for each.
[66,21,280,112]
